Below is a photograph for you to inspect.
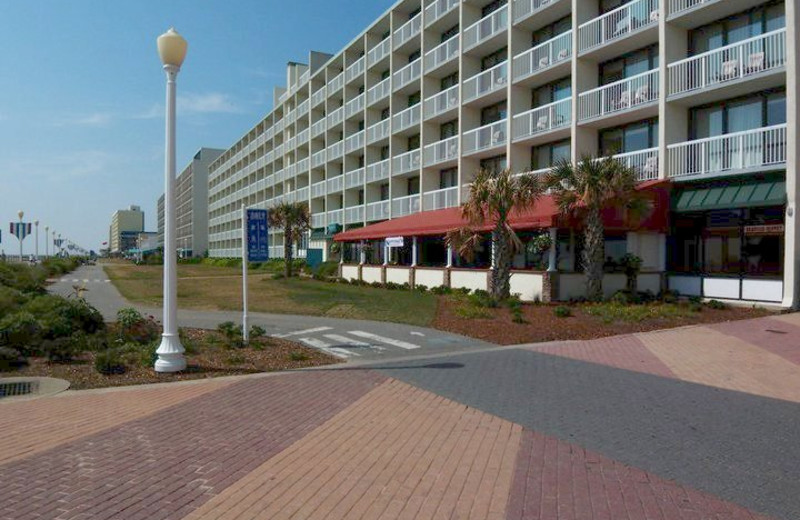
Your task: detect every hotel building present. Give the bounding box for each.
[207,0,798,306]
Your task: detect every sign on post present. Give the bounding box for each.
[386,236,404,248]
[246,209,269,262]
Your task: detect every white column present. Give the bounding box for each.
[411,236,418,267]
[547,227,558,272]
[45,227,49,258]
[626,231,639,255]
[34,222,39,260]
[359,240,366,265]
[383,241,389,266]
[783,0,800,308]
[241,204,249,344]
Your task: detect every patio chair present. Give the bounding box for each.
[634,84,650,104]
[744,52,765,75]
[613,17,630,37]
[718,59,739,82]
[649,10,659,22]
[538,56,550,69]
[557,48,569,61]
[493,130,505,144]
[536,115,549,130]
[642,156,658,178]
[615,91,631,110]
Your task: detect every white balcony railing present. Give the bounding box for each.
[345,93,365,118]
[463,5,509,52]
[366,159,391,183]
[668,0,711,17]
[578,69,659,121]
[311,213,326,228]
[463,119,507,155]
[328,209,344,225]
[368,37,391,67]
[311,180,326,198]
[608,148,659,181]
[327,174,344,193]
[393,104,421,133]
[296,129,310,146]
[345,205,365,224]
[367,77,391,106]
[296,99,309,118]
[425,37,459,73]
[393,58,422,91]
[424,85,460,120]
[366,200,391,221]
[327,140,344,160]
[312,149,326,168]
[311,118,326,138]
[392,194,422,217]
[423,186,459,211]
[578,0,659,53]
[513,98,571,141]
[346,56,365,83]
[296,157,309,172]
[345,168,365,189]
[295,186,309,202]
[513,0,562,23]
[463,61,508,103]
[345,130,365,154]
[394,11,422,49]
[327,106,344,127]
[667,124,787,179]
[668,29,786,97]
[425,0,459,27]
[311,86,326,107]
[367,118,391,144]
[424,136,459,167]
[328,71,345,94]
[393,149,422,175]
[512,31,572,83]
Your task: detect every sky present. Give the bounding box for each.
[0,0,391,255]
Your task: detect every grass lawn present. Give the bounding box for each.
[103,263,438,327]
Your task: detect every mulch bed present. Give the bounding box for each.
[1,329,340,390]
[433,298,776,345]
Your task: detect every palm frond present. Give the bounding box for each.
[445,227,482,263]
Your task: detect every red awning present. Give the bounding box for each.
[334,179,670,242]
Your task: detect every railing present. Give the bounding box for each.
[669,0,712,17]
[327,209,344,225]
[578,69,658,121]
[328,71,345,93]
[311,180,326,198]
[366,200,391,221]
[295,186,309,201]
[607,148,659,181]
[513,98,571,141]
[424,37,459,73]
[578,0,659,53]
[300,70,310,85]
[367,77,391,106]
[668,29,786,97]
[393,149,422,175]
[327,106,344,127]
[463,61,508,103]
[463,119,507,154]
[311,118,326,138]
[345,168,365,189]
[392,194,422,217]
[425,0,459,27]
[667,124,787,179]
[366,159,391,183]
[346,56,365,83]
[423,186,459,210]
[296,157,309,172]
[367,118,391,144]
[393,58,422,91]
[296,99,310,118]
[269,245,285,258]
[327,174,344,193]
[345,93,365,118]
[513,0,563,23]
[394,11,422,49]
[423,85,459,120]
[345,205,365,224]
[311,214,326,228]
[312,149,326,168]
[311,86,326,107]
[368,37,391,67]
[424,136,459,166]
[393,104,421,133]
[296,129,309,146]
[463,5,508,52]
[327,140,344,160]
[345,130,365,154]
[512,31,572,83]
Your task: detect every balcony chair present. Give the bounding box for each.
[649,10,659,22]
[717,59,739,82]
[557,48,569,61]
[613,17,630,37]
[536,115,549,130]
[493,130,505,144]
[744,52,765,75]
[539,56,550,69]
[642,156,658,178]
[448,143,458,156]
[614,90,631,110]
[634,84,650,103]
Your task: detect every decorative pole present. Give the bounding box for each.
[34,220,39,260]
[45,226,49,257]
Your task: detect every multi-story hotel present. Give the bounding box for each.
[109,205,145,255]
[207,0,798,306]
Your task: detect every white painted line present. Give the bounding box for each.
[410,331,425,337]
[60,278,68,282]
[298,337,351,359]
[330,347,361,357]
[72,279,79,282]
[94,279,102,282]
[324,334,386,352]
[348,331,421,350]
[273,326,333,339]
[82,279,89,283]
[104,280,111,283]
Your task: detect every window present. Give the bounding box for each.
[690,90,786,139]
[441,72,459,90]
[481,101,507,125]
[440,168,458,189]
[442,24,459,42]
[532,16,571,45]
[409,7,421,18]
[690,2,785,54]
[532,140,571,170]
[599,119,658,155]
[358,154,365,167]
[358,120,365,131]
[532,77,571,106]
[600,0,631,14]
[480,155,507,174]
[381,69,390,80]
[440,119,458,140]
[380,183,390,200]
[482,0,507,17]
[358,189,364,205]
[409,49,421,62]
[481,47,508,71]
[380,107,390,120]
[380,145,390,160]
[408,176,420,195]
[408,134,420,150]
[408,91,421,106]
[599,45,658,84]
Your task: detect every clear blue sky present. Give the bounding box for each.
[0,0,390,255]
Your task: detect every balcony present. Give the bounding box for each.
[667,124,787,180]
[425,0,459,28]
[311,86,326,107]
[512,97,571,143]
[607,148,659,181]
[312,149,326,168]
[296,99,310,118]
[423,186,460,211]
[424,136,459,167]
[367,119,391,144]
[368,37,391,68]
[346,56,365,84]
[328,72,345,94]
[667,0,760,28]
[295,186,309,201]
[512,31,571,85]
[366,200,391,221]
[667,29,786,102]
[345,205,365,224]
[345,168,365,189]
[393,58,422,92]
[393,149,422,175]
[367,77,391,106]
[345,130,365,154]
[513,0,570,26]
[311,180,326,198]
[311,118,326,138]
[296,157,310,172]
[394,11,422,50]
[311,213,326,228]
[296,129,309,146]
[366,158,391,183]
[327,174,344,193]
[328,209,344,225]
[578,69,658,123]
[327,106,344,127]
[345,93,365,119]
[463,61,508,104]
[578,0,659,58]
[393,104,421,134]
[327,140,344,160]
[423,85,459,122]
[463,119,507,156]
[463,5,509,53]
[392,194,422,218]
[424,37,459,75]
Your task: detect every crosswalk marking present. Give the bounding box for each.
[348,331,421,350]
[297,337,360,359]
[274,326,333,339]
[323,334,386,352]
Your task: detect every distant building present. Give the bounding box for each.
[109,205,144,254]
[137,232,159,253]
[157,147,223,258]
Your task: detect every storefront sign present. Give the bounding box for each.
[744,224,784,236]
[385,236,404,248]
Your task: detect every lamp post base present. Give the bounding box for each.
[154,333,186,373]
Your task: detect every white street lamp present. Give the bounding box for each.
[45,226,49,258]
[34,220,39,261]
[154,27,188,373]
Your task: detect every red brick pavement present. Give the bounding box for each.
[708,317,800,366]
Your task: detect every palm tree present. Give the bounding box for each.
[545,154,645,302]
[446,168,544,300]
[268,202,310,278]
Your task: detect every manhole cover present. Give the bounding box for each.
[0,380,39,398]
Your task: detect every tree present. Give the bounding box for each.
[445,168,544,300]
[267,202,310,278]
[545,155,646,302]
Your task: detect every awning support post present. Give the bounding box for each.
[359,240,366,265]
[446,245,453,268]
[547,227,558,272]
[411,236,418,267]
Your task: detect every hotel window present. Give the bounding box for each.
[440,120,458,140]
[440,167,458,189]
[408,134,420,150]
[409,49,421,62]
[690,2,785,54]
[442,24,459,42]
[481,47,508,71]
[691,90,785,139]
[532,16,571,45]
[441,72,459,90]
[408,91,421,107]
[381,107,390,120]
[358,189,364,205]
[600,0,633,14]
[482,0,507,17]
[408,176,420,195]
[599,119,658,155]
[532,77,571,106]
[380,145,390,160]
[381,69,390,80]
[380,183,390,200]
[480,155,507,174]
[532,140,570,170]
[481,101,507,125]
[599,45,658,84]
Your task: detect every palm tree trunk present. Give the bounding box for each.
[583,208,605,302]
[284,225,293,278]
[491,227,511,300]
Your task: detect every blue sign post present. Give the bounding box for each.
[246,209,269,262]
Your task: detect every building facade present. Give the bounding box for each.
[158,147,224,258]
[206,0,798,306]
[109,205,145,254]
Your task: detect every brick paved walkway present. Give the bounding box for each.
[2,314,798,519]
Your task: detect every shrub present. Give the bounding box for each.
[661,290,679,304]
[468,290,499,308]
[0,346,26,371]
[0,286,28,316]
[370,281,383,289]
[117,307,145,329]
[610,291,630,305]
[116,309,159,345]
[688,295,702,305]
[289,351,309,362]
[553,306,572,318]
[431,286,452,295]
[313,261,340,280]
[706,299,727,310]
[217,321,243,348]
[250,325,267,338]
[0,262,47,293]
[94,348,127,375]
[385,282,400,290]
[22,295,105,340]
[416,284,429,293]
[40,335,80,363]
[689,302,704,312]
[0,311,41,353]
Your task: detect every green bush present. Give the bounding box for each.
[689,302,704,313]
[706,299,727,310]
[553,306,572,318]
[94,348,127,375]
[0,262,47,293]
[0,346,26,371]
[289,351,309,362]
[117,308,145,329]
[250,325,267,338]
[217,321,244,348]
[313,261,340,279]
[0,311,41,352]
[116,308,159,345]
[468,290,499,308]
[430,286,452,295]
[0,286,28,316]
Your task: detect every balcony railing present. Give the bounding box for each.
[423,186,459,211]
[367,118,391,144]
[368,37,391,67]
[295,186,309,201]
[667,124,787,179]
[513,98,571,141]
[425,0,459,27]
[296,157,309,172]
[424,136,459,166]
[345,205,364,224]
[346,56,365,83]
[327,174,344,193]
[464,5,509,52]
[393,104,421,133]
[392,194,422,217]
[394,11,422,49]
[366,158,391,183]
[578,69,659,121]
[311,118,326,138]
[328,209,344,225]
[311,214,326,228]
[393,58,422,91]
[668,0,711,17]
[424,85,460,120]
[512,31,572,83]
[367,77,391,106]
[366,200,391,221]
[513,0,562,23]
[311,180,326,198]
[345,93,365,118]
[312,149,326,168]
[345,168,365,189]
[311,86,326,107]
[393,149,422,175]
[327,106,344,127]
[296,99,310,118]
[327,140,344,160]
[463,119,507,155]
[424,37,459,73]
[607,148,659,181]
[463,61,508,103]
[578,0,659,53]
[345,130,365,154]
[328,72,345,94]
[668,29,786,97]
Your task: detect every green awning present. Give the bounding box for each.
[674,181,786,212]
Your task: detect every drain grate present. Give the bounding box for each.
[0,381,39,398]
